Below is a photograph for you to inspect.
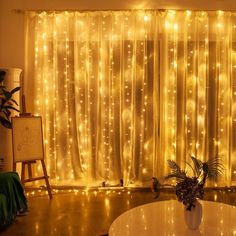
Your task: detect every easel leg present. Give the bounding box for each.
[21,163,26,187]
[41,160,53,199]
[27,163,33,179]
[13,162,16,172]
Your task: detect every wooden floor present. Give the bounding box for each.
[1,188,236,236]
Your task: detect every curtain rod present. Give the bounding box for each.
[12,9,235,14]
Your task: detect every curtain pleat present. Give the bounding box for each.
[25,10,236,186]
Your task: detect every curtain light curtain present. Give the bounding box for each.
[25,10,236,187]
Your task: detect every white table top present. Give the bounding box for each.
[109,200,236,236]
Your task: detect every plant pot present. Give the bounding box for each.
[184,200,202,230]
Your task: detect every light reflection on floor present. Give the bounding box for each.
[1,188,236,236]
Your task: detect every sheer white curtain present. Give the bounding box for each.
[25,10,236,186]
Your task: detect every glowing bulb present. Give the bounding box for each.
[144,15,149,21]
[173,23,178,31]
[165,21,170,29]
[186,10,191,16]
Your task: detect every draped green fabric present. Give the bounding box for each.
[0,172,27,228]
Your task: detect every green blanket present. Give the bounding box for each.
[0,172,28,228]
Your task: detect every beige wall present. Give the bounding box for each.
[1,0,236,69]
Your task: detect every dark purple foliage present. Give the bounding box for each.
[175,177,204,211]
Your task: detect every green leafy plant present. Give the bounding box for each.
[165,156,224,211]
[0,70,20,128]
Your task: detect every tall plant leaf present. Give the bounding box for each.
[9,98,18,106]
[0,70,20,128]
[204,157,224,181]
[10,86,20,94]
[0,116,12,128]
[2,90,12,100]
[3,109,10,117]
[0,70,6,83]
[184,161,196,176]
[2,106,20,112]
[190,156,203,177]
[165,160,187,180]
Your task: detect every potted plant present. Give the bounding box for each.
[0,69,20,170]
[165,156,224,230]
[0,69,20,128]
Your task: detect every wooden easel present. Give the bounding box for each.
[12,115,53,199]
[13,160,52,199]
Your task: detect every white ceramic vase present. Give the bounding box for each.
[184,200,202,230]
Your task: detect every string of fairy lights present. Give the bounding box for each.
[30,10,236,187]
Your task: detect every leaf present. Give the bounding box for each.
[3,109,10,117]
[184,161,195,176]
[190,156,203,177]
[168,159,181,171]
[0,115,12,129]
[10,86,20,94]
[2,90,12,100]
[166,160,187,180]
[2,106,20,112]
[204,157,224,181]
[0,74,20,129]
[10,98,18,106]
[0,70,6,83]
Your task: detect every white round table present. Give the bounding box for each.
[109,200,236,236]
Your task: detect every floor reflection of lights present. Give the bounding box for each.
[3,188,236,236]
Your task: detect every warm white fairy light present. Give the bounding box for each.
[185,12,195,158]
[215,11,231,185]
[33,10,236,187]
[162,10,178,174]
[64,20,73,180]
[141,35,146,177]
[195,12,207,163]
